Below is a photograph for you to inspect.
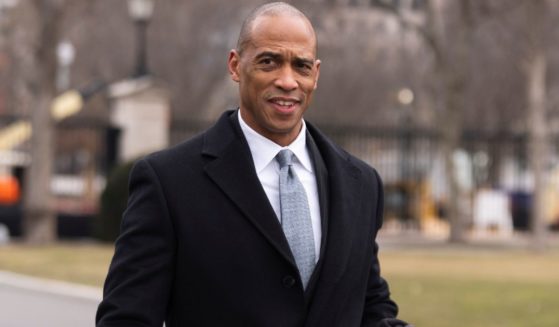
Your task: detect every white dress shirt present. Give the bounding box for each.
[238,111,322,260]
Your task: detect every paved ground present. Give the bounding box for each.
[0,271,101,327]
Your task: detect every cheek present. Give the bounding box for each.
[246,77,266,94]
[301,81,317,98]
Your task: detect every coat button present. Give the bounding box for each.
[282,275,296,288]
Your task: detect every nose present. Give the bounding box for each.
[274,66,298,91]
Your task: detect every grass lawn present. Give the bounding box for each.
[1,243,558,326]
[0,242,114,287]
[380,249,559,327]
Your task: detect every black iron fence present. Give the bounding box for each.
[170,120,537,191]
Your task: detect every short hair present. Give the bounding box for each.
[236,2,315,54]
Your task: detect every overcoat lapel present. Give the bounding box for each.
[304,123,364,323]
[303,131,329,300]
[201,111,296,267]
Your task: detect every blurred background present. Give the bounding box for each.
[0,0,558,326]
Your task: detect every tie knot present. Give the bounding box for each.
[276,149,294,168]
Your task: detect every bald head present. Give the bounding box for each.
[236,2,316,55]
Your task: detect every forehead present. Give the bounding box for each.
[247,15,316,58]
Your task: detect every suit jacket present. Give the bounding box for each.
[96,110,398,327]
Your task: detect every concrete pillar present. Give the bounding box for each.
[108,77,171,163]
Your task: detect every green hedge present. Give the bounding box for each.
[94,160,135,242]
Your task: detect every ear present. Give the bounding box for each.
[228,50,241,83]
[313,59,321,90]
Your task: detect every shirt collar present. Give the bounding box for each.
[238,110,314,174]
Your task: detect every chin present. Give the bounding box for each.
[272,122,301,135]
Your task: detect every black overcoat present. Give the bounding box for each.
[96,110,398,327]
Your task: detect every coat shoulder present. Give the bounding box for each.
[146,133,204,165]
[141,110,238,171]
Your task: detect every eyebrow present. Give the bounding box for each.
[254,51,282,61]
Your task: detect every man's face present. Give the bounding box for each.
[228,15,320,146]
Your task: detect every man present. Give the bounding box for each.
[96,2,410,327]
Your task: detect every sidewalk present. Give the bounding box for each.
[0,271,101,327]
[0,270,102,301]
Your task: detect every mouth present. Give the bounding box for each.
[268,97,301,113]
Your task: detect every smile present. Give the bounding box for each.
[268,97,301,110]
[274,100,296,106]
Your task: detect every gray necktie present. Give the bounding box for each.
[276,149,316,289]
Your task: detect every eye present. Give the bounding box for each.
[295,60,312,70]
[259,58,274,65]
[256,57,279,71]
[295,61,313,75]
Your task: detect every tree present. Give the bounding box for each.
[524,0,552,250]
[14,0,61,243]
[371,0,477,242]
[6,0,88,243]
[470,0,557,248]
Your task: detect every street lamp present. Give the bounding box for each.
[127,0,154,77]
[397,87,414,180]
[56,40,76,91]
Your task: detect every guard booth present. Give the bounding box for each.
[0,77,171,238]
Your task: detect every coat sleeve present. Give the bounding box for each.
[96,159,176,327]
[361,169,399,326]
